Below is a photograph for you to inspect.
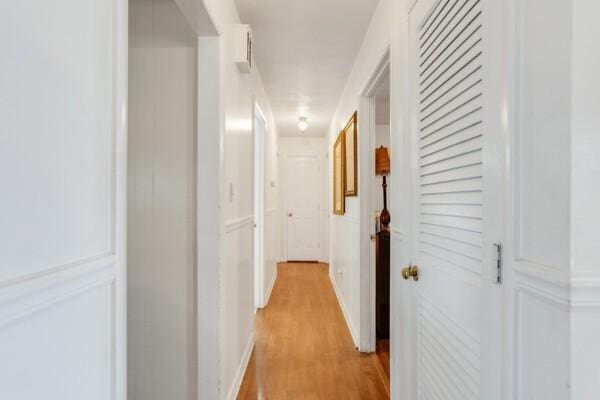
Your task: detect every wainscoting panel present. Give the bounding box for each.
[0,258,117,399]
[514,272,569,400]
[222,216,255,399]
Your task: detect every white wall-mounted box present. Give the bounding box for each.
[233,24,253,73]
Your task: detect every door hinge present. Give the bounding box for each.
[493,243,502,284]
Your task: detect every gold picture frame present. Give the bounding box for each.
[343,111,358,196]
[333,131,346,215]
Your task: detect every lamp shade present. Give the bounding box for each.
[375,146,390,175]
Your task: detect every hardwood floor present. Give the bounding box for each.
[376,339,390,379]
[238,262,390,400]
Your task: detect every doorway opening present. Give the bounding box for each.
[127,0,199,398]
[254,103,266,309]
[357,48,391,371]
[371,66,392,377]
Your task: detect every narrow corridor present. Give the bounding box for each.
[238,263,389,399]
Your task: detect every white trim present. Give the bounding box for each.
[571,271,600,310]
[114,1,129,397]
[514,261,570,308]
[0,254,117,327]
[196,35,223,400]
[254,101,267,309]
[329,274,359,349]
[260,268,278,309]
[224,215,254,234]
[226,333,255,400]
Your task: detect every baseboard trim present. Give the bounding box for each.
[261,269,277,308]
[226,332,255,400]
[329,274,359,348]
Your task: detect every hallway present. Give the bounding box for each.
[3,0,600,398]
[238,263,389,400]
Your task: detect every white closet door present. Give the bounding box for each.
[408,0,504,398]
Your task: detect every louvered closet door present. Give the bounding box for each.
[409,0,502,398]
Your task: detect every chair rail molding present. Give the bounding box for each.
[0,254,117,327]
[225,214,255,234]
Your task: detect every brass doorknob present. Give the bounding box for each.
[402,265,419,281]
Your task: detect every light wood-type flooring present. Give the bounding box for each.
[238,262,390,400]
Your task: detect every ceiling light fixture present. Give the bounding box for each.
[298,117,308,132]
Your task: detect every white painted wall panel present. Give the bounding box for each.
[516,0,571,270]
[0,0,125,397]
[0,284,113,400]
[223,221,255,399]
[0,0,114,282]
[516,292,569,400]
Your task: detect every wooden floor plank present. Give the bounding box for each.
[238,263,390,400]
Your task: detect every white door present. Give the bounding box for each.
[0,0,126,399]
[407,0,504,398]
[286,156,321,261]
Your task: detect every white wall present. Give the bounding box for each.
[128,0,197,398]
[195,1,278,399]
[0,0,127,398]
[278,138,328,263]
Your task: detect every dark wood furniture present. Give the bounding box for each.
[375,230,390,340]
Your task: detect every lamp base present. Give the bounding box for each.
[380,175,390,230]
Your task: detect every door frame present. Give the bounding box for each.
[284,154,322,261]
[254,101,267,308]
[357,47,391,353]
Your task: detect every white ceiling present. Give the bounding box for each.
[234,0,380,137]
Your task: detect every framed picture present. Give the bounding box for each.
[343,111,358,196]
[333,131,345,215]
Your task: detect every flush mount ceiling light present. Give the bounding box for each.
[298,117,308,132]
